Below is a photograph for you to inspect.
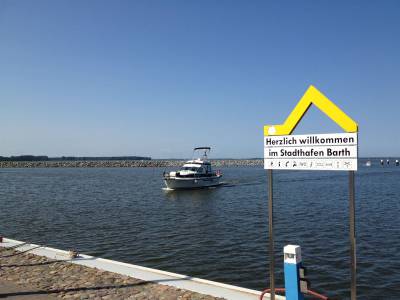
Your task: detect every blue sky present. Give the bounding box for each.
[0,0,399,158]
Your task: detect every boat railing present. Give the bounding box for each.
[163,171,222,179]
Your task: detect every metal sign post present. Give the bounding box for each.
[268,169,275,300]
[349,170,356,299]
[263,85,358,300]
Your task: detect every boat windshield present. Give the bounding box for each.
[181,167,199,171]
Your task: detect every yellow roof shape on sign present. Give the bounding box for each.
[264,85,358,136]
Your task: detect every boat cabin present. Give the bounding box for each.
[178,160,212,176]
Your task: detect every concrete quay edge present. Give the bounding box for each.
[0,238,284,300]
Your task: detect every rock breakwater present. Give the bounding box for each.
[0,159,263,168]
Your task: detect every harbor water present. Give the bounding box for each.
[0,161,399,299]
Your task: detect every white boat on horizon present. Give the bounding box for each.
[163,147,222,190]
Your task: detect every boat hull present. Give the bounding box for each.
[164,175,222,190]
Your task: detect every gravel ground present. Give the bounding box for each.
[0,247,225,300]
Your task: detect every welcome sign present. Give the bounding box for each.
[264,132,358,170]
[263,85,359,300]
[264,85,358,171]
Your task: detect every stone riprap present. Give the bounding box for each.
[0,247,225,300]
[0,160,263,168]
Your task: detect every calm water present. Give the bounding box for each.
[0,162,399,299]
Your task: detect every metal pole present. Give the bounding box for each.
[268,169,275,300]
[349,171,356,300]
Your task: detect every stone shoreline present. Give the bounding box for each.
[0,246,225,300]
[0,159,263,168]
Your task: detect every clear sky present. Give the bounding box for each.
[1,0,399,158]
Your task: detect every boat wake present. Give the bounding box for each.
[220,180,264,188]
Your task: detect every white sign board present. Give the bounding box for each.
[264,132,358,171]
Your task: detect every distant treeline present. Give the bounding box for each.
[0,155,49,161]
[0,155,151,162]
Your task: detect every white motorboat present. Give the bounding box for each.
[163,147,222,190]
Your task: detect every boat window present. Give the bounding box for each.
[198,167,204,173]
[181,167,199,171]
